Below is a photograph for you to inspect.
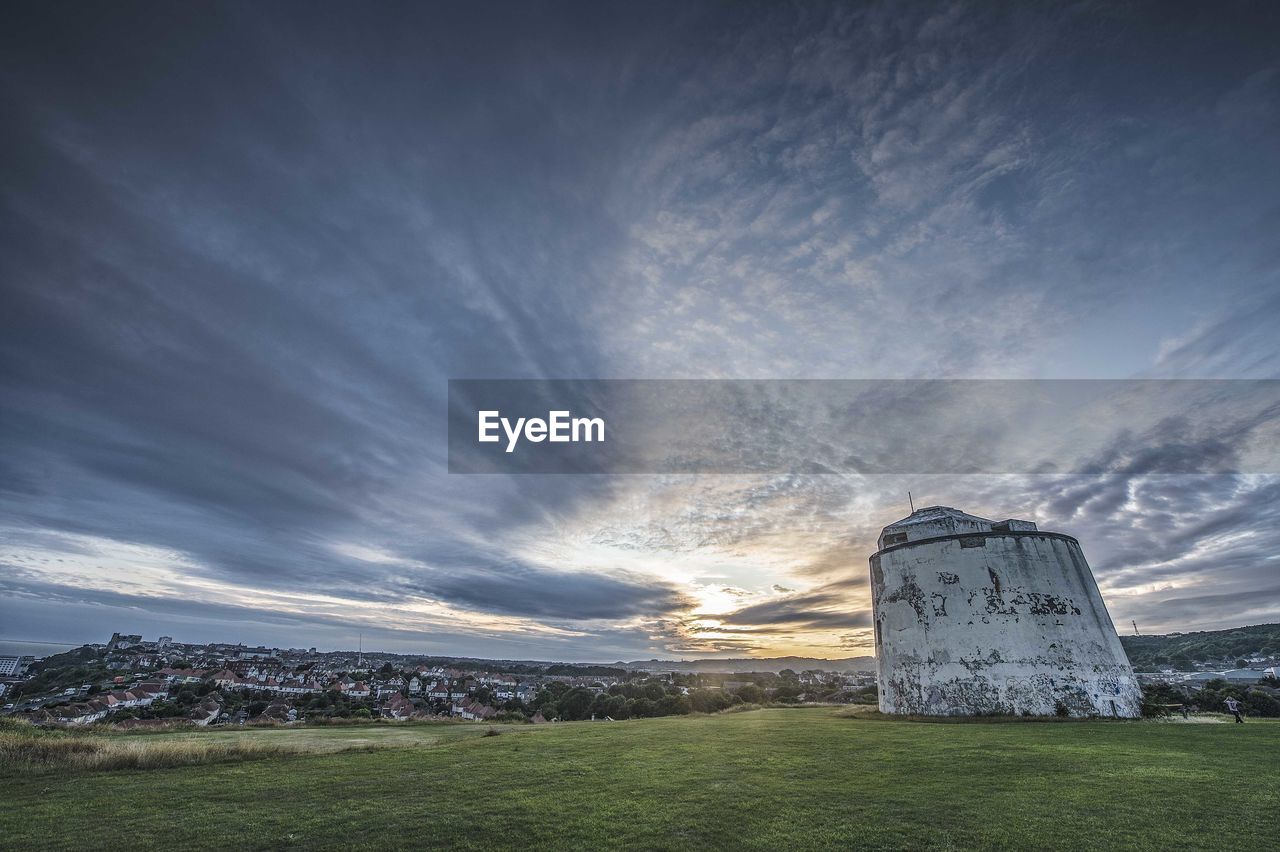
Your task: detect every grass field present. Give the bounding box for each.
[3,708,1276,850]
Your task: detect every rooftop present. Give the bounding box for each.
[877,506,1037,551]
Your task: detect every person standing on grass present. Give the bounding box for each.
[1181,703,1190,720]
[1224,696,1244,723]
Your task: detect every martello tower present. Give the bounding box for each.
[868,506,1141,718]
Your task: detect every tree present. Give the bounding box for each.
[656,694,691,716]
[557,687,594,721]
[605,695,631,719]
[1244,688,1280,717]
[689,690,731,714]
[771,684,801,704]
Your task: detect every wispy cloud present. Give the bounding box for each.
[2,2,1279,658]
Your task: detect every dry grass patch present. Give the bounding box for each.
[0,718,291,772]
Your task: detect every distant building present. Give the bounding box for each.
[1186,669,1270,683]
[107,633,143,651]
[0,655,34,676]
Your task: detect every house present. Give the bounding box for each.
[156,667,207,685]
[383,693,416,720]
[134,681,169,701]
[210,669,244,689]
[99,685,160,710]
[189,697,223,726]
[455,698,496,721]
[278,679,321,696]
[53,702,109,725]
[259,701,296,722]
[408,677,422,695]
[345,681,371,698]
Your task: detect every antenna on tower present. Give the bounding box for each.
[1131,620,1140,636]
[908,491,915,513]
[358,632,363,669]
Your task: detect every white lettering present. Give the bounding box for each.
[478,410,605,453]
[573,416,604,442]
[478,411,500,443]
[501,416,525,453]
[549,410,570,442]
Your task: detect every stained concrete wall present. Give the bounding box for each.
[869,522,1142,718]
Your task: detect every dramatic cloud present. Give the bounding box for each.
[2,2,1278,658]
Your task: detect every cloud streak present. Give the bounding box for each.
[2,2,1279,658]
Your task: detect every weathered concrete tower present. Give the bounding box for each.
[869,506,1141,717]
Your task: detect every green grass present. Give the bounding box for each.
[109,719,523,752]
[2,708,1275,850]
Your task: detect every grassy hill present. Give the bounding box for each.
[3,707,1275,849]
[1120,622,1280,670]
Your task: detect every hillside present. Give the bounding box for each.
[2,708,1274,849]
[621,655,876,674]
[1120,623,1280,670]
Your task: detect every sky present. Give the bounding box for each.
[2,1,1279,661]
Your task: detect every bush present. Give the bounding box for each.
[1140,683,1183,718]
